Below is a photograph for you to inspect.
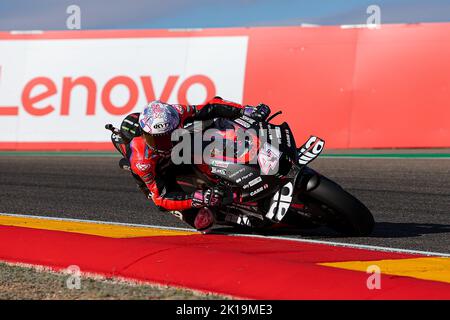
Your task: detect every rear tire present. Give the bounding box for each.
[305,176,375,236]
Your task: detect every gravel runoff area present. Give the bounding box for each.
[0,261,229,300]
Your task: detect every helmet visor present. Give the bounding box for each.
[143,132,173,152]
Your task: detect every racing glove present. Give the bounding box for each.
[242,103,271,122]
[192,187,233,208]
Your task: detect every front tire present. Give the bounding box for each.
[305,176,375,236]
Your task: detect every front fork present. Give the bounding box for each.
[295,166,321,193]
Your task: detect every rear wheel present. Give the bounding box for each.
[301,176,374,236]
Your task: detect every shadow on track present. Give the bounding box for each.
[211,222,450,239]
[369,222,450,238]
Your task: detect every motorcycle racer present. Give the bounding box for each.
[117,97,270,231]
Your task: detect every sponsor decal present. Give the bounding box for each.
[266,181,294,222]
[298,136,325,165]
[258,142,281,175]
[285,129,292,148]
[236,172,253,183]
[236,215,252,227]
[275,127,281,138]
[243,176,262,190]
[153,122,170,130]
[268,130,273,141]
[275,127,282,144]
[174,104,184,115]
[241,115,256,124]
[234,118,251,128]
[123,119,137,125]
[258,123,265,137]
[248,176,262,187]
[229,167,245,178]
[112,133,121,143]
[211,160,229,169]
[136,162,151,172]
[249,183,268,197]
[211,167,226,175]
[141,173,153,183]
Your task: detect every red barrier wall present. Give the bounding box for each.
[244,23,450,148]
[244,26,358,148]
[1,23,449,149]
[349,24,450,148]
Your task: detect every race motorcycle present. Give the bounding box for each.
[106,111,374,236]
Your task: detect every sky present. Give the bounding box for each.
[1,0,450,30]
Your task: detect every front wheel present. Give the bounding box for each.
[303,176,375,236]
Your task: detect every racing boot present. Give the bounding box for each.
[194,207,216,233]
[169,208,215,233]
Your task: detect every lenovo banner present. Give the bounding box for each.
[0,35,248,146]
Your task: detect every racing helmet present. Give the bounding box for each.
[138,101,180,153]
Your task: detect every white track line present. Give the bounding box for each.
[1,212,449,257]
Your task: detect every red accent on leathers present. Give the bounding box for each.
[129,136,193,210]
[129,97,244,211]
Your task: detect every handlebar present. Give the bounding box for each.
[105,124,121,135]
[265,111,282,123]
